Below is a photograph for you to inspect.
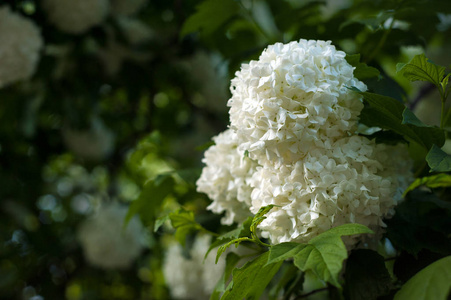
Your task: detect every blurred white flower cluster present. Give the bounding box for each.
[163,235,225,300]
[0,0,152,88]
[62,117,115,161]
[42,0,149,34]
[197,39,413,245]
[42,0,109,34]
[77,203,145,269]
[0,6,43,88]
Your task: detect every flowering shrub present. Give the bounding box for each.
[1,1,450,299]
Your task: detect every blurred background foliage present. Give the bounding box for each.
[0,0,450,299]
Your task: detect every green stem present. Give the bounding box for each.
[251,231,271,248]
[365,17,395,63]
[414,159,427,178]
[441,98,446,129]
[238,0,271,41]
[444,108,451,135]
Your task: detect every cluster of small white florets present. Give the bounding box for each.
[77,203,144,269]
[197,129,257,225]
[197,39,412,245]
[0,6,43,88]
[42,0,148,34]
[228,39,366,166]
[163,235,226,300]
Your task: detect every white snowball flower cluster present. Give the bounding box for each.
[77,203,144,269]
[42,0,109,34]
[0,6,43,88]
[163,235,225,300]
[197,39,412,245]
[228,39,366,166]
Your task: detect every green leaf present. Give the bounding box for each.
[268,264,301,299]
[318,223,374,237]
[267,242,307,265]
[340,11,394,32]
[293,224,373,288]
[154,214,170,232]
[180,0,240,37]
[394,256,451,300]
[125,175,175,228]
[396,54,446,87]
[214,205,275,263]
[168,208,214,246]
[356,90,445,149]
[221,252,283,300]
[344,249,392,300]
[402,108,429,127]
[403,174,451,196]
[426,144,451,172]
[216,237,251,264]
[210,252,242,300]
[268,224,373,288]
[251,204,276,233]
[346,54,380,80]
[206,217,252,259]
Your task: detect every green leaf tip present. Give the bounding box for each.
[426,144,451,172]
[396,54,446,88]
[346,53,380,80]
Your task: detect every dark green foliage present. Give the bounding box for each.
[385,190,451,255]
[344,249,392,300]
[356,91,445,149]
[426,144,451,172]
[125,174,175,229]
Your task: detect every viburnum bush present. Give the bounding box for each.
[1,0,451,299]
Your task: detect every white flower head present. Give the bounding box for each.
[42,0,109,34]
[0,6,43,87]
[77,203,144,269]
[163,235,225,300]
[228,39,366,165]
[197,129,257,225]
